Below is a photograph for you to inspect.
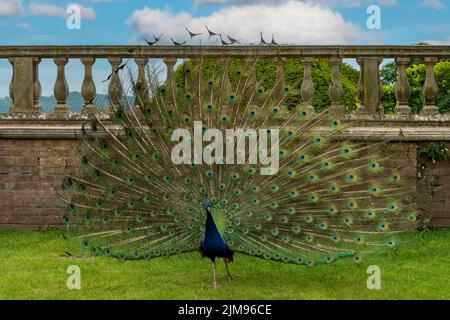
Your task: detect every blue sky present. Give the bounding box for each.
[0,0,449,96]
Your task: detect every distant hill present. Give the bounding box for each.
[0,92,112,113]
[0,97,12,113]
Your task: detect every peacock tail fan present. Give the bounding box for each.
[60,57,418,265]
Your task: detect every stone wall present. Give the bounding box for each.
[0,139,78,229]
[417,142,450,228]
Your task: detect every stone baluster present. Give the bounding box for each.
[356,58,365,110]
[356,57,381,114]
[81,57,96,113]
[300,57,315,113]
[10,58,34,113]
[329,57,343,106]
[163,57,177,104]
[108,58,123,110]
[134,57,149,108]
[32,58,42,113]
[394,57,411,115]
[377,58,384,114]
[245,57,258,86]
[274,57,285,99]
[8,59,14,111]
[53,58,69,113]
[421,57,439,116]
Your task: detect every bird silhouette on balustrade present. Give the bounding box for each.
[144,33,163,46]
[170,37,187,46]
[154,33,164,42]
[259,32,268,45]
[227,35,241,44]
[205,25,220,39]
[219,34,231,46]
[185,27,203,40]
[270,33,279,46]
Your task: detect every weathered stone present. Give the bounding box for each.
[10,58,34,114]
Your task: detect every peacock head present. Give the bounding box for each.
[203,199,213,212]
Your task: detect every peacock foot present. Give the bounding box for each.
[226,274,233,282]
[213,281,220,289]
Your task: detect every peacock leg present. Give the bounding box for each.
[212,261,218,289]
[224,259,233,281]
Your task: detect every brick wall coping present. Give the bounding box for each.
[1,118,449,141]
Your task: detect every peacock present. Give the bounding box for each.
[61,57,417,288]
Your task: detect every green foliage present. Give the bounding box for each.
[174,58,359,111]
[407,63,426,114]
[381,84,396,114]
[380,61,450,114]
[380,62,398,85]
[418,142,449,161]
[435,61,450,114]
[174,58,449,115]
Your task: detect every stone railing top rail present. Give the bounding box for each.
[1,45,450,58]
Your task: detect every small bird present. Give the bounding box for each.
[259,32,268,45]
[115,59,129,72]
[144,38,158,46]
[185,27,202,39]
[270,33,278,46]
[219,34,231,46]
[227,35,241,44]
[101,60,129,83]
[170,37,186,46]
[102,74,112,83]
[144,38,159,46]
[205,25,220,39]
[153,33,163,42]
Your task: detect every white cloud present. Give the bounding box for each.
[28,3,96,20]
[425,37,450,45]
[75,4,96,20]
[15,21,31,29]
[127,1,360,45]
[422,0,445,10]
[377,0,397,7]
[195,0,397,7]
[29,3,66,17]
[0,0,24,16]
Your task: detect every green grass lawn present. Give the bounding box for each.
[0,229,449,300]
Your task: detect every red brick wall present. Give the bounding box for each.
[417,142,450,228]
[0,139,449,229]
[0,139,79,229]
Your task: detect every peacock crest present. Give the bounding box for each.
[61,57,417,287]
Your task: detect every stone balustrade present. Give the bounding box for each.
[0,45,450,141]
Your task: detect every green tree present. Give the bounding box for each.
[379,60,450,114]
[380,62,398,85]
[174,58,360,112]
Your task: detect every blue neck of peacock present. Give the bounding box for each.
[204,208,214,234]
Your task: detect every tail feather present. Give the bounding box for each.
[61,57,417,264]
